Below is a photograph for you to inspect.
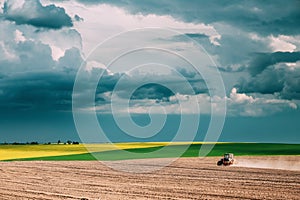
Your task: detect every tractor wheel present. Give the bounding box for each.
[217,160,223,166]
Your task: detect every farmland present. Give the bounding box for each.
[0,142,299,199]
[1,142,300,161]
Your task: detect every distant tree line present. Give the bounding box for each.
[0,140,80,145]
[0,141,39,145]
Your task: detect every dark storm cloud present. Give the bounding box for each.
[95,68,207,102]
[236,51,300,100]
[0,27,209,112]
[131,68,207,101]
[131,83,174,101]
[177,68,197,79]
[2,0,73,29]
[237,64,300,100]
[0,68,207,112]
[212,33,270,70]
[217,66,245,73]
[248,52,300,76]
[281,70,300,100]
[124,82,207,102]
[0,43,84,112]
[76,0,300,36]
[184,33,208,39]
[178,70,208,95]
[74,14,84,22]
[0,70,76,111]
[114,80,207,103]
[96,70,123,94]
[171,33,208,42]
[238,68,285,94]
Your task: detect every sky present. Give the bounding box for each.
[0,0,299,143]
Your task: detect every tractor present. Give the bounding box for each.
[217,153,234,166]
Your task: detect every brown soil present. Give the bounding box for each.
[0,156,299,200]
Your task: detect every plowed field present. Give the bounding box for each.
[0,156,299,199]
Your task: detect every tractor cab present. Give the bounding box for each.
[224,153,234,161]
